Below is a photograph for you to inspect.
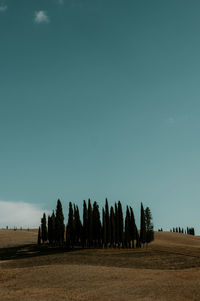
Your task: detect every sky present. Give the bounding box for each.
[0,0,200,231]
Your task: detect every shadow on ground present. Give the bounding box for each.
[1,244,200,270]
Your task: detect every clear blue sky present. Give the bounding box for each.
[0,0,200,231]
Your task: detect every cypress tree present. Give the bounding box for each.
[55,199,65,245]
[37,226,41,245]
[130,207,136,248]
[105,198,111,247]
[140,202,146,247]
[51,210,56,244]
[145,207,154,247]
[66,202,74,248]
[41,213,47,243]
[118,201,123,247]
[88,199,93,247]
[74,205,82,246]
[125,206,131,248]
[48,215,52,244]
[114,202,119,247]
[102,208,107,248]
[93,201,101,247]
[110,206,115,248]
[82,200,88,248]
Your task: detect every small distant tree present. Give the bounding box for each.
[41,213,47,243]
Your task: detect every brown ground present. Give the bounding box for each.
[1,230,200,301]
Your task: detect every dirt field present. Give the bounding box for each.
[1,230,200,301]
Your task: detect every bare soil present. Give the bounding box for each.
[1,230,200,301]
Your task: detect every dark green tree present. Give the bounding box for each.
[51,210,56,244]
[105,198,111,247]
[125,206,131,248]
[74,205,82,246]
[48,215,53,244]
[82,200,88,248]
[114,202,119,247]
[130,207,136,248]
[55,199,65,245]
[41,213,47,243]
[92,201,101,247]
[88,199,93,247]
[102,208,107,248]
[118,201,123,247]
[66,202,74,248]
[37,226,41,245]
[145,207,154,247]
[140,202,146,247]
[110,206,115,248]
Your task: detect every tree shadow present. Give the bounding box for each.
[0,244,82,261]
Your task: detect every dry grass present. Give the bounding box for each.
[0,229,37,248]
[1,230,200,301]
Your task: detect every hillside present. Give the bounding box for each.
[1,230,200,301]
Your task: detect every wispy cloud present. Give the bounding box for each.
[34,11,50,24]
[0,201,49,228]
[58,0,64,4]
[0,3,7,12]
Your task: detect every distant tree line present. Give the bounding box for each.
[170,227,195,235]
[38,199,154,249]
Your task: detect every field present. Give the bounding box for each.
[1,230,200,301]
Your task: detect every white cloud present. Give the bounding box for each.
[58,0,64,4]
[0,201,49,228]
[0,4,7,12]
[34,11,50,24]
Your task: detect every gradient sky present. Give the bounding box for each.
[1,0,200,231]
